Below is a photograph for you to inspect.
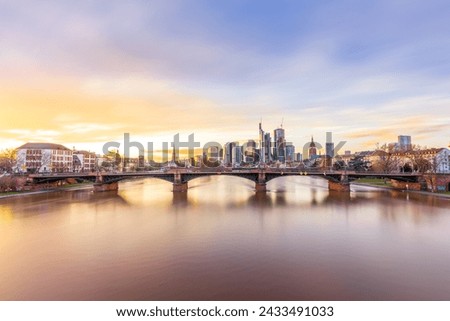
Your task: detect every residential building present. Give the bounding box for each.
[73,150,97,172]
[400,148,450,173]
[123,157,141,172]
[16,142,73,173]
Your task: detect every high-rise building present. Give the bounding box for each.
[263,132,272,163]
[325,142,334,157]
[259,122,265,163]
[232,145,243,166]
[207,145,220,162]
[273,127,286,162]
[286,144,295,162]
[243,140,257,163]
[325,132,335,167]
[398,135,412,151]
[224,142,236,165]
[325,132,334,158]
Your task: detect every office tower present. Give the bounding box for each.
[326,132,334,158]
[264,132,272,163]
[273,127,286,162]
[224,142,236,165]
[398,135,412,151]
[286,144,295,162]
[232,145,243,166]
[326,132,334,167]
[244,140,257,163]
[259,122,265,163]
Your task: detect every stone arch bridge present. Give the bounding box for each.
[28,169,422,193]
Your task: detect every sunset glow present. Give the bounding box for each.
[1,1,449,153]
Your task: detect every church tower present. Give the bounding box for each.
[309,136,317,160]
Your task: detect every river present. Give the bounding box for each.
[0,176,449,300]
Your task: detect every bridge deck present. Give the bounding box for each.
[29,170,422,178]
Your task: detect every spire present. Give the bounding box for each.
[309,136,316,148]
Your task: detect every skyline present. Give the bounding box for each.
[1,1,450,153]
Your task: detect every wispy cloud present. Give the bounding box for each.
[0,0,449,152]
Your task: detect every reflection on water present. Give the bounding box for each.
[0,176,449,300]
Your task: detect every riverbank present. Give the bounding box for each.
[0,184,94,199]
[2,179,449,200]
[352,179,450,199]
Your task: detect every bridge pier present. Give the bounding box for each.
[173,182,188,192]
[255,171,267,192]
[93,182,119,192]
[328,180,350,192]
[255,182,267,192]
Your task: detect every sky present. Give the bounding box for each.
[1,0,449,156]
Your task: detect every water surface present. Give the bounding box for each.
[0,176,449,300]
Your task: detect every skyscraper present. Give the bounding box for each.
[259,122,265,163]
[243,140,257,163]
[264,132,272,163]
[273,127,286,162]
[286,144,295,162]
[325,132,334,158]
[224,142,236,165]
[398,135,412,151]
[232,145,243,166]
[325,132,334,167]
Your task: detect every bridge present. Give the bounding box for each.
[28,169,422,192]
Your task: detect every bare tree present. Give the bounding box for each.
[0,176,26,192]
[406,146,445,192]
[405,145,431,174]
[371,144,400,173]
[100,151,122,172]
[0,149,17,173]
[40,151,52,173]
[427,152,444,192]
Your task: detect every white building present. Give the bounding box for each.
[394,148,450,173]
[73,150,97,172]
[16,143,73,173]
[413,148,450,173]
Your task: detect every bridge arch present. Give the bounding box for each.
[180,172,258,184]
[264,172,342,183]
[99,174,175,184]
